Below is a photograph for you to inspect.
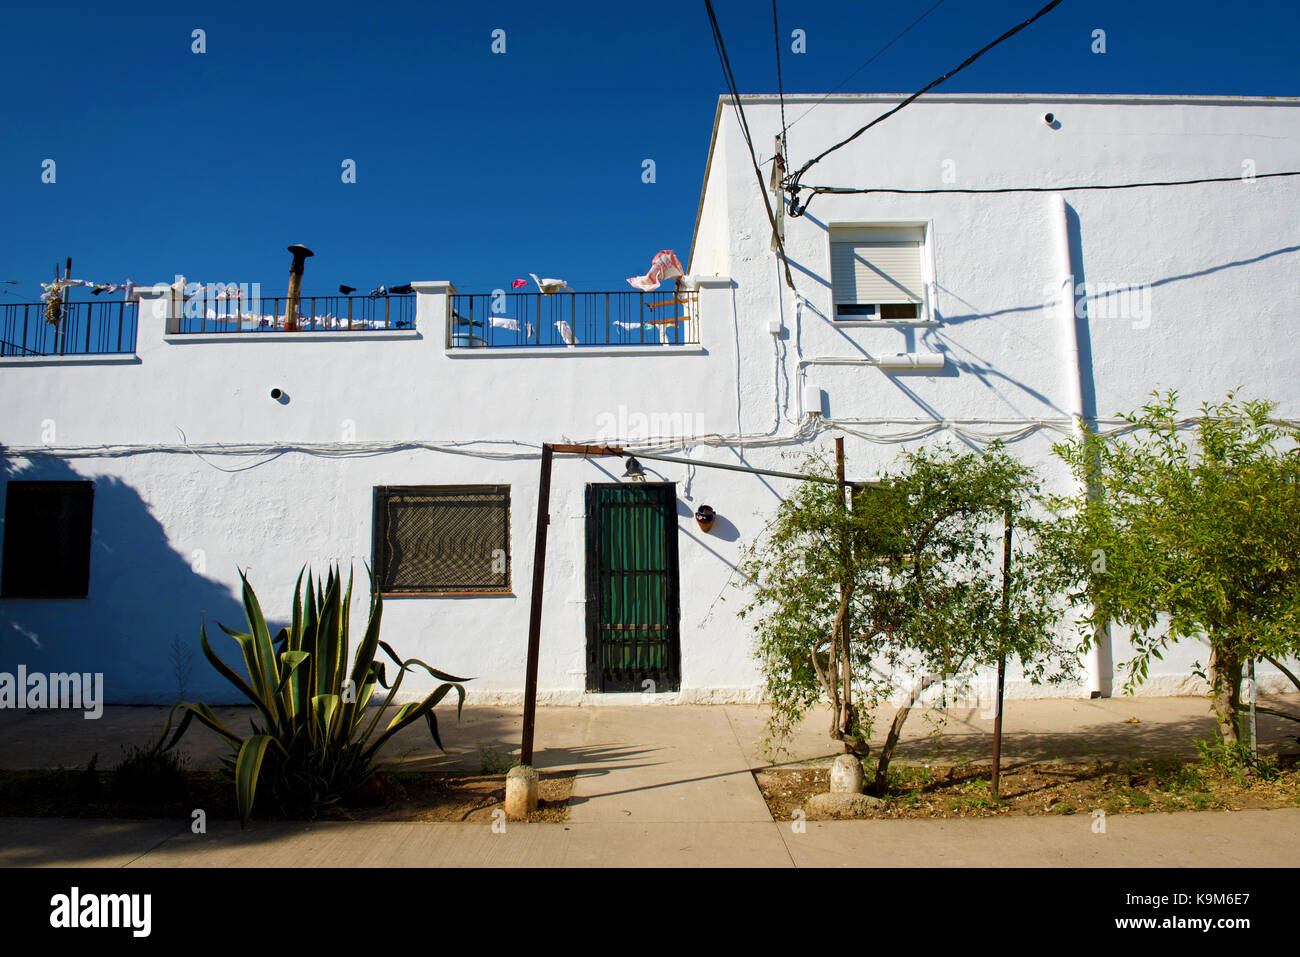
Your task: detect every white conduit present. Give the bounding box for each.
[1052,192,1112,697]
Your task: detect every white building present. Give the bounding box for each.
[1,93,1297,706]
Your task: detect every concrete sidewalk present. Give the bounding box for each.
[1,695,1297,866]
[2,810,1297,868]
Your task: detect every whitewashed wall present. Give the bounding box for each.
[1,94,1297,705]
[691,93,1300,698]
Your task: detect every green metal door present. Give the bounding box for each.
[585,483,681,692]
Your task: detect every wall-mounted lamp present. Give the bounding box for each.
[622,457,646,482]
[695,505,716,533]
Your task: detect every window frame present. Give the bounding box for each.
[827,220,937,326]
[371,484,513,597]
[0,480,95,600]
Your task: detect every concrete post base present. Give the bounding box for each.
[829,754,865,793]
[505,765,539,819]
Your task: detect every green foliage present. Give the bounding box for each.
[160,564,470,826]
[478,743,520,775]
[1048,390,1300,739]
[740,442,1074,786]
[1195,733,1281,785]
[110,745,189,806]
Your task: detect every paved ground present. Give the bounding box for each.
[1,695,1297,866]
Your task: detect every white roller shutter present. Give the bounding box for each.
[831,241,924,305]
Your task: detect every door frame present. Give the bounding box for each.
[584,481,682,693]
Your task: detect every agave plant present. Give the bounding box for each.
[159,564,468,826]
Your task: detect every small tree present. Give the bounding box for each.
[1050,391,1300,743]
[741,443,1073,791]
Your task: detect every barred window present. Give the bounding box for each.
[1,481,94,599]
[373,485,511,595]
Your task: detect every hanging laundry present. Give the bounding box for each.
[627,249,684,292]
[555,320,577,345]
[339,284,357,295]
[389,283,414,294]
[489,316,521,331]
[530,273,572,295]
[511,278,528,289]
[369,285,387,298]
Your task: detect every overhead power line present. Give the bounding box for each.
[784,0,949,134]
[792,169,1300,214]
[704,0,796,289]
[772,0,788,157]
[784,0,1065,214]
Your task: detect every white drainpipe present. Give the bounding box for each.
[1052,192,1111,697]
[796,354,946,418]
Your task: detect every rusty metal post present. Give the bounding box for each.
[991,505,1012,801]
[520,443,554,767]
[284,244,313,331]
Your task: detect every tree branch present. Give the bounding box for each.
[1255,706,1300,725]
[1263,655,1300,695]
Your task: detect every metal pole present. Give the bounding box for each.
[631,449,878,488]
[835,437,852,744]
[991,505,1012,801]
[1247,658,1257,762]
[520,442,554,767]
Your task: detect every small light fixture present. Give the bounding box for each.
[1044,112,1055,126]
[695,505,716,533]
[270,388,283,400]
[622,456,646,482]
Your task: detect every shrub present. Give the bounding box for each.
[110,745,189,806]
[159,564,469,825]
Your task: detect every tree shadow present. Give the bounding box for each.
[0,450,249,714]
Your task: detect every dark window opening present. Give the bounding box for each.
[372,485,511,595]
[1,481,94,598]
[834,302,920,320]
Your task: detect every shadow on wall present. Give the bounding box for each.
[0,450,252,705]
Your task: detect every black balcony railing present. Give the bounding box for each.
[447,290,699,349]
[173,294,415,333]
[0,301,139,357]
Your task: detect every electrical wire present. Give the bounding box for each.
[792,169,1300,213]
[704,0,797,290]
[6,414,1296,470]
[784,0,1065,213]
[783,0,949,134]
[772,0,788,158]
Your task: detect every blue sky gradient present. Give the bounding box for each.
[1,0,1296,302]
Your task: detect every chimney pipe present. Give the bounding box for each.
[285,244,314,331]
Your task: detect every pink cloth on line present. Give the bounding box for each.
[511,278,528,289]
[627,249,684,292]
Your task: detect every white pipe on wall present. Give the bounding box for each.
[1052,192,1112,697]
[795,354,946,417]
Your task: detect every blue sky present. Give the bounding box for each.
[1,0,1296,302]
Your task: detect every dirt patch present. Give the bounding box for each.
[0,767,573,824]
[756,754,1300,821]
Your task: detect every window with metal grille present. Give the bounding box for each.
[1,481,94,598]
[372,485,511,595]
[830,224,927,321]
